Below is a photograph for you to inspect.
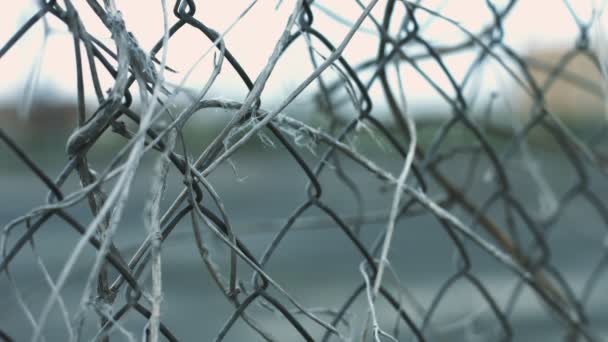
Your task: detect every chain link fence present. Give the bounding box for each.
[2,0,608,341]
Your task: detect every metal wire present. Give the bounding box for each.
[1,0,608,341]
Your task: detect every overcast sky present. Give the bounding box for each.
[0,1,604,116]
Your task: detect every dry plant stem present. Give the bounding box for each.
[113,0,306,288]
[169,0,307,195]
[92,305,137,342]
[184,179,278,341]
[1,164,127,240]
[185,163,231,297]
[190,170,238,294]
[195,0,305,168]
[186,186,344,339]
[372,61,417,297]
[145,138,171,342]
[163,93,571,321]
[145,0,171,339]
[160,0,346,220]
[130,0,376,286]
[200,0,379,178]
[389,0,573,318]
[181,96,570,316]
[107,44,227,294]
[183,166,304,341]
[73,159,113,340]
[145,0,259,116]
[3,1,606,340]
[275,114,590,339]
[31,0,170,339]
[66,3,130,156]
[152,3,377,331]
[30,239,73,341]
[360,263,398,342]
[5,269,43,342]
[428,166,572,306]
[384,261,424,339]
[66,2,114,336]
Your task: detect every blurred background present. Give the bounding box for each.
[1,1,606,127]
[2,1,608,341]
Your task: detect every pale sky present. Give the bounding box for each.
[0,1,603,116]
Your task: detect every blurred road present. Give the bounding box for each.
[1,149,607,341]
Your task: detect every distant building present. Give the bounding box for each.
[511,47,605,121]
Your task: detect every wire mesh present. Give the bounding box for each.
[2,0,608,341]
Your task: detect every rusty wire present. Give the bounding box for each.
[2,0,608,341]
